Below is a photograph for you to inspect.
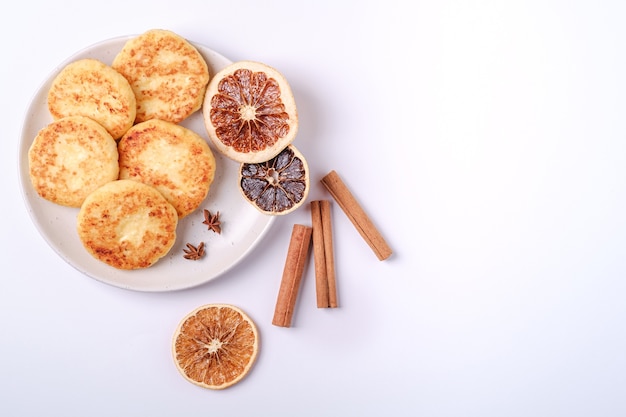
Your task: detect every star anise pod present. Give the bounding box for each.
[183,242,205,260]
[202,209,221,234]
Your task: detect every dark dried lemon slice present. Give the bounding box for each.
[172,304,259,390]
[203,61,298,164]
[239,145,309,215]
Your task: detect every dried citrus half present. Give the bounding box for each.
[239,145,309,215]
[172,304,259,390]
[203,61,298,163]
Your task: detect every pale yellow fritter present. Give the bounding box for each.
[118,119,216,218]
[112,29,210,124]
[28,116,119,207]
[47,58,136,139]
[77,179,178,270]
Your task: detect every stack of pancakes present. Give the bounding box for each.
[28,29,216,270]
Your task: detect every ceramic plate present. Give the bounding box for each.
[18,36,275,292]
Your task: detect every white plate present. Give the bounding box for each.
[17,36,275,292]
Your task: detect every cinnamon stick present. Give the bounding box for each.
[311,200,338,308]
[321,200,338,307]
[310,200,329,307]
[272,224,312,327]
[321,170,392,261]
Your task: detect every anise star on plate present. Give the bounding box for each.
[202,209,221,234]
[183,242,205,260]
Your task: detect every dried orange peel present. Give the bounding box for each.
[239,145,309,215]
[172,304,259,390]
[203,61,298,164]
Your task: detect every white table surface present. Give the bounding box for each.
[2,1,626,416]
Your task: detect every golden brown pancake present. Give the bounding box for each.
[47,58,136,139]
[28,116,119,207]
[112,29,209,124]
[77,179,178,270]
[118,119,216,218]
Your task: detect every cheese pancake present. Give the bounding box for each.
[77,179,178,270]
[112,29,209,124]
[47,59,136,139]
[28,116,119,207]
[118,119,216,218]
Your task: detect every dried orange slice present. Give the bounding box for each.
[172,304,259,390]
[203,61,298,163]
[239,145,309,215]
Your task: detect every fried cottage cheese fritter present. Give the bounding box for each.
[77,179,178,270]
[112,29,210,124]
[28,116,119,207]
[118,119,216,218]
[47,58,136,139]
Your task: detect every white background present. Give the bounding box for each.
[2,1,626,416]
